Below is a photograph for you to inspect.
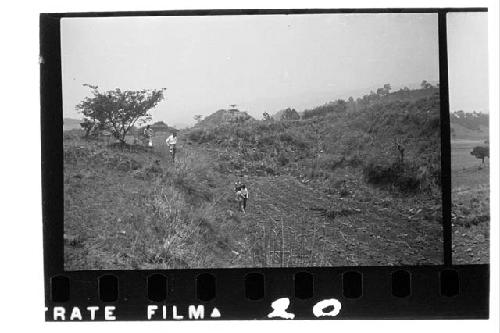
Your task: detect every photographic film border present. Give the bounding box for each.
[40,7,489,320]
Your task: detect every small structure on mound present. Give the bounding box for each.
[198,108,254,127]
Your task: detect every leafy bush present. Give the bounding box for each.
[363,157,422,193]
[187,128,216,143]
[277,152,290,166]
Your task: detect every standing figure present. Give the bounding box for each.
[234,180,242,192]
[165,131,178,162]
[236,184,249,213]
[144,125,154,148]
[240,185,249,213]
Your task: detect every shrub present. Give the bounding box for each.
[277,152,290,166]
[317,154,345,171]
[146,187,220,268]
[259,135,277,146]
[187,128,204,142]
[187,128,217,143]
[169,168,214,204]
[305,166,328,179]
[363,158,395,185]
[64,146,91,164]
[345,154,364,168]
[363,157,422,193]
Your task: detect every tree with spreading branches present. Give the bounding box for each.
[76,84,166,144]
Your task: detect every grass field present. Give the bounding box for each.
[64,130,245,269]
[64,129,443,269]
[451,139,490,264]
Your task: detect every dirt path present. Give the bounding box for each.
[237,176,442,267]
[190,144,443,267]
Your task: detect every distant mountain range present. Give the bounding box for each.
[63,118,184,131]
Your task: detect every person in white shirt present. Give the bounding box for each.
[165,131,178,161]
[144,125,153,147]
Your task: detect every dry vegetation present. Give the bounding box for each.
[64,86,445,269]
[64,131,257,269]
[188,87,441,196]
[451,134,490,264]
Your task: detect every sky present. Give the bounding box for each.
[61,13,440,127]
[447,12,489,114]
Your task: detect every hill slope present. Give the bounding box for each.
[64,86,444,269]
[188,87,441,194]
[451,123,489,141]
[64,132,442,269]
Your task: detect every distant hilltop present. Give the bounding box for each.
[137,121,178,133]
[450,111,489,141]
[63,118,178,132]
[186,84,442,195]
[63,118,82,131]
[171,122,190,130]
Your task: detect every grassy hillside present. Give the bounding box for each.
[450,115,490,264]
[64,130,261,269]
[64,86,444,269]
[188,87,441,195]
[450,110,488,132]
[451,123,489,141]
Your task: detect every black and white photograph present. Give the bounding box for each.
[448,12,490,264]
[62,13,444,270]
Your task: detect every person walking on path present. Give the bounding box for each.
[165,131,178,162]
[240,185,249,212]
[234,180,242,192]
[236,184,249,213]
[144,125,154,148]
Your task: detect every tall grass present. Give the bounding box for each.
[142,186,219,268]
[64,133,250,270]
